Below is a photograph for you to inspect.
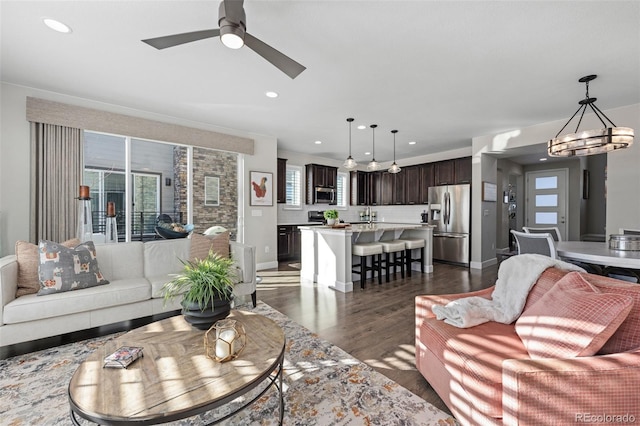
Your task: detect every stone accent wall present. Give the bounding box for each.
[192,148,238,239]
[172,147,237,240]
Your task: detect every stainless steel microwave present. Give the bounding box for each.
[314,186,336,204]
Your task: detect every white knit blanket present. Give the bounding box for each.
[432,254,585,328]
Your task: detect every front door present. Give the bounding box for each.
[525,169,568,240]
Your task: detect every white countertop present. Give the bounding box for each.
[299,223,431,232]
[556,241,640,269]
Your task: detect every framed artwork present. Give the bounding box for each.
[250,171,273,206]
[482,181,497,202]
[204,176,220,206]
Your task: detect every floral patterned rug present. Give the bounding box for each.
[0,302,457,425]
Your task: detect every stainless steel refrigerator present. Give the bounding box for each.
[428,184,470,266]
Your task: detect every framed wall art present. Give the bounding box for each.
[205,176,220,206]
[482,181,497,202]
[249,171,273,206]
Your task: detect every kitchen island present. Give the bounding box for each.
[299,223,433,293]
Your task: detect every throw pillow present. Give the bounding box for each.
[15,238,80,297]
[515,272,633,359]
[37,240,109,296]
[189,231,230,261]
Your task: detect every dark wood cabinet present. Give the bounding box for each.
[405,165,421,205]
[420,163,434,203]
[434,160,455,186]
[454,156,472,184]
[277,158,287,204]
[379,171,393,205]
[277,225,301,262]
[350,170,378,206]
[305,164,338,204]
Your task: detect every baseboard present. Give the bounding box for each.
[470,257,497,270]
[257,261,279,271]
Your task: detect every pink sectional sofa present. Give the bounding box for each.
[416,267,640,426]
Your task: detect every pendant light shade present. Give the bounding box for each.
[548,75,634,157]
[388,129,401,174]
[343,118,357,169]
[367,124,379,171]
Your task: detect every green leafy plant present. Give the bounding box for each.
[324,209,339,220]
[162,251,236,311]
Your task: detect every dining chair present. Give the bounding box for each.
[511,230,557,259]
[523,226,562,242]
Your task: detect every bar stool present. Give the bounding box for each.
[379,240,406,282]
[396,238,425,277]
[352,242,383,289]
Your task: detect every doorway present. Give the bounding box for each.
[525,169,569,240]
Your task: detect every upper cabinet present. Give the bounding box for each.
[277,158,287,204]
[434,157,472,186]
[305,163,338,204]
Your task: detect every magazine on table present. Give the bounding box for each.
[103,346,144,368]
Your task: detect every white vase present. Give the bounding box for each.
[326,218,336,226]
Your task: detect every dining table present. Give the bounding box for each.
[556,241,640,269]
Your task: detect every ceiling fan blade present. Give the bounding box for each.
[244,33,306,79]
[142,29,220,50]
[222,0,245,25]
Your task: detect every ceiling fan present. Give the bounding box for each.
[142,0,306,79]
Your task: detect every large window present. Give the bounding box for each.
[285,165,302,209]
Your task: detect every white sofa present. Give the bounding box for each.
[0,238,256,347]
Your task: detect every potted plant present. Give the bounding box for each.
[324,209,339,226]
[162,251,237,330]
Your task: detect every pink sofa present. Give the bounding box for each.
[416,267,640,426]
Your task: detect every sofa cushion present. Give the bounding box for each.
[37,240,109,296]
[15,238,80,297]
[143,238,190,278]
[189,232,230,261]
[420,316,529,417]
[4,278,150,324]
[580,273,640,354]
[516,272,633,359]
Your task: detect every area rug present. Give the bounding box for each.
[0,302,457,425]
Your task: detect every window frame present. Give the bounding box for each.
[336,171,349,210]
[284,165,303,210]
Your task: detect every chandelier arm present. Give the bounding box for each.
[589,103,617,127]
[574,104,589,134]
[555,104,585,138]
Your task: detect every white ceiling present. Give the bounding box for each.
[2,1,639,165]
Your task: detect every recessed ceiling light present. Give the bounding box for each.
[43,18,72,33]
[539,158,548,161]
[315,140,322,144]
[364,151,371,155]
[409,141,417,145]
[357,125,366,130]
[265,91,278,98]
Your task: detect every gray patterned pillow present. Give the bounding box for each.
[37,240,109,296]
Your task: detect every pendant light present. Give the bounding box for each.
[343,118,357,169]
[388,129,401,174]
[548,75,634,157]
[367,124,379,171]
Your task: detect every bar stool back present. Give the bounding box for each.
[352,242,383,289]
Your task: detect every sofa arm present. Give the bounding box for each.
[0,255,18,326]
[415,286,495,321]
[229,241,256,288]
[502,349,640,426]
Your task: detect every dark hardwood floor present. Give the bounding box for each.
[1,260,499,415]
[258,261,498,414]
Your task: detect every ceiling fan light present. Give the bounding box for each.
[221,31,244,49]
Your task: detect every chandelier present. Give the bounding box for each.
[388,129,401,174]
[343,118,357,169]
[548,75,634,157]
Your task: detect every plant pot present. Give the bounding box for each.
[181,296,232,330]
[326,218,336,226]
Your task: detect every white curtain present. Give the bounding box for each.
[30,122,83,243]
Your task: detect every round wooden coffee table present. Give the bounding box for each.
[68,310,285,425]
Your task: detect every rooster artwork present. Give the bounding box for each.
[252,176,268,199]
[250,172,273,205]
